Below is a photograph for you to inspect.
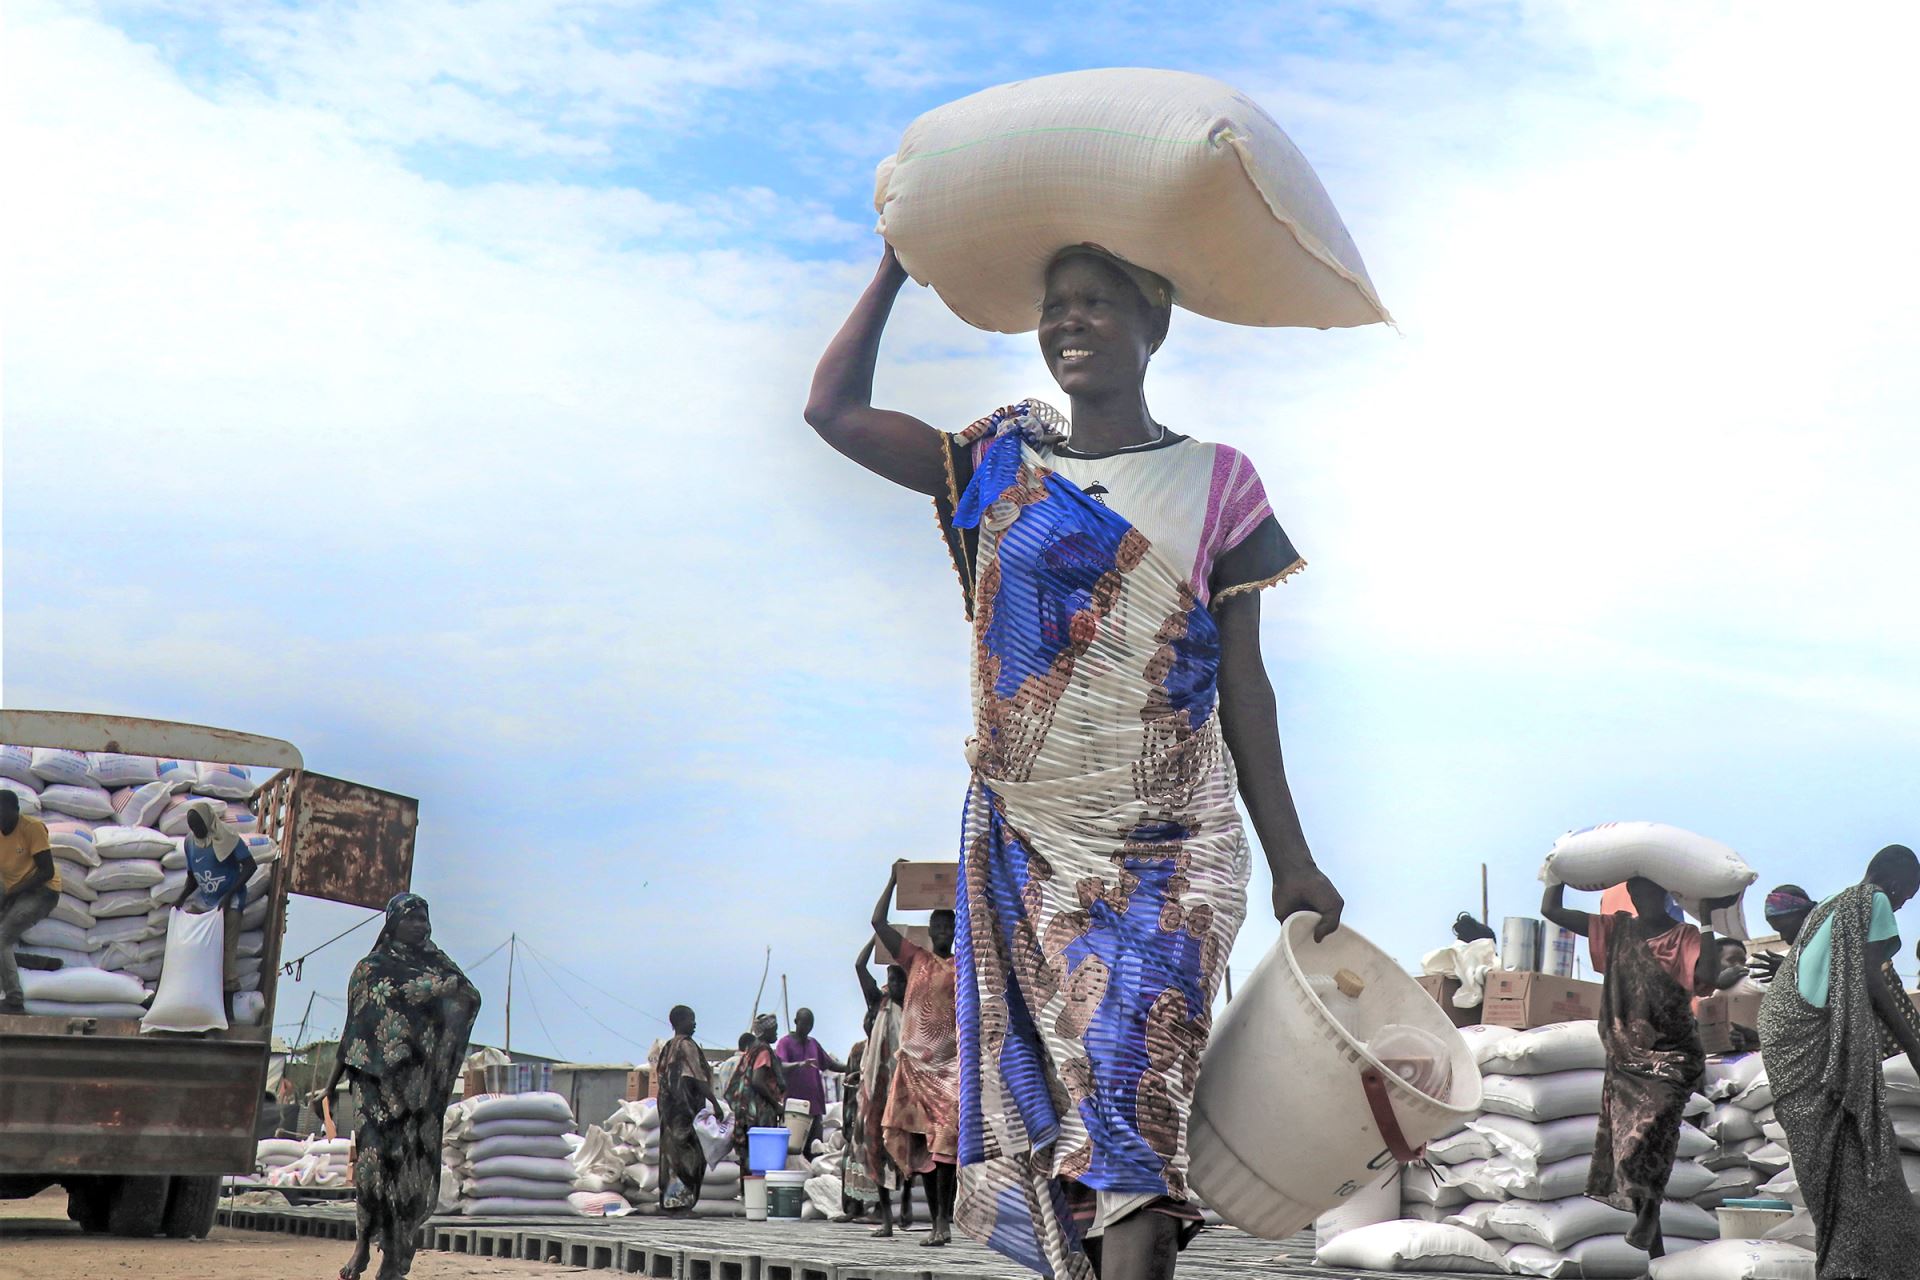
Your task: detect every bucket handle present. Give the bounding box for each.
[1360,1067,1426,1164]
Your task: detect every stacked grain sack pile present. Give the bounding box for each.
[800,1099,849,1219]
[1464,1022,1720,1276]
[3,746,276,1023]
[605,1096,740,1212]
[1696,1054,1771,1207]
[442,1091,580,1215]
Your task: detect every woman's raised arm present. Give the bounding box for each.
[805,245,949,497]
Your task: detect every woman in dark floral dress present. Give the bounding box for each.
[314,895,480,1280]
[729,1013,787,1168]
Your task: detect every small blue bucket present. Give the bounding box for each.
[747,1126,791,1174]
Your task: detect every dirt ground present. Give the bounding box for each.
[0,1189,576,1280]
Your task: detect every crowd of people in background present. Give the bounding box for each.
[1526,845,1920,1278]
[635,863,961,1242]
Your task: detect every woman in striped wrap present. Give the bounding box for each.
[807,244,1345,1280]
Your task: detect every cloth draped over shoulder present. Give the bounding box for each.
[930,401,1297,1279]
[340,896,481,1271]
[654,1034,714,1211]
[1583,913,1706,1213]
[1759,884,1920,1279]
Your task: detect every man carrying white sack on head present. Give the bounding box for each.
[171,798,257,1023]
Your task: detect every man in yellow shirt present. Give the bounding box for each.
[0,789,60,1015]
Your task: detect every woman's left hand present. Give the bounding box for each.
[1273,862,1344,939]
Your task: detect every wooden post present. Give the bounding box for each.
[781,975,791,1031]
[505,933,515,1053]
[1481,864,1489,929]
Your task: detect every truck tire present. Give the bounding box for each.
[66,1179,112,1234]
[162,1174,221,1239]
[106,1175,170,1237]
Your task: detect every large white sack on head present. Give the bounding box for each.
[49,895,94,930]
[1540,823,1756,898]
[1476,1022,1606,1075]
[1479,1070,1605,1122]
[463,1197,582,1217]
[142,908,228,1033]
[88,859,165,893]
[470,1134,573,1163]
[192,762,255,800]
[40,783,114,820]
[469,1175,572,1200]
[111,782,172,828]
[19,945,94,970]
[1490,1198,1718,1251]
[1508,1235,1706,1279]
[94,827,171,859]
[471,1093,573,1127]
[22,918,92,952]
[30,748,93,786]
[0,778,42,814]
[24,1000,151,1019]
[91,888,158,919]
[873,68,1389,335]
[90,754,160,788]
[1648,1239,1815,1280]
[21,967,148,1004]
[0,745,39,787]
[1314,1221,1506,1274]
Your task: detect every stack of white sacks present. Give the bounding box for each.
[442,1092,582,1216]
[1698,1054,1771,1209]
[4,747,276,1024]
[605,1097,740,1212]
[801,1100,849,1219]
[255,1136,354,1188]
[1369,1022,1721,1277]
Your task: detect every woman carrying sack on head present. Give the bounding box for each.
[806,242,1345,1280]
[313,895,480,1280]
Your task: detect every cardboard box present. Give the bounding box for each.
[875,924,933,967]
[1695,996,1734,1054]
[1481,971,1603,1029]
[625,1067,653,1102]
[1415,974,1482,1028]
[895,862,958,911]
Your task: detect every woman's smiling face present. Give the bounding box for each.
[1038,255,1159,398]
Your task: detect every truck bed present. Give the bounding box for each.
[0,1018,270,1176]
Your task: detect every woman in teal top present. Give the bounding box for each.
[1759,845,1920,1280]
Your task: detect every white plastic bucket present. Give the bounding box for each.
[743,1175,767,1221]
[1189,912,1484,1239]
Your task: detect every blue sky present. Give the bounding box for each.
[6,0,1919,1063]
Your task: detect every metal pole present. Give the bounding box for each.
[506,933,515,1054]
[750,946,771,1026]
[781,975,791,1031]
[1481,863,1490,928]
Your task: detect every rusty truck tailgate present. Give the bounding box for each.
[0,1023,267,1175]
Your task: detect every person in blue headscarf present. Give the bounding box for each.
[314,894,480,1280]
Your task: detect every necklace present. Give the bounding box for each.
[1057,421,1169,458]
